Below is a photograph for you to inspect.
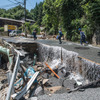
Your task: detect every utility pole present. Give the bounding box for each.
[24,0,27,37]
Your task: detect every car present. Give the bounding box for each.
[9,30,22,37]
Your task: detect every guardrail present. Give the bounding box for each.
[6,54,20,100]
[1,40,22,100]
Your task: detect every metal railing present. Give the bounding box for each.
[6,54,20,100]
[1,40,22,100]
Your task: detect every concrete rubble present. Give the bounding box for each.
[0,38,100,100]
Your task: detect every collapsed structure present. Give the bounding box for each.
[0,38,100,100]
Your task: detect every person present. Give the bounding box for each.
[58,29,63,44]
[78,28,88,45]
[32,29,37,40]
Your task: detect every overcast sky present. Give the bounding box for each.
[0,0,44,11]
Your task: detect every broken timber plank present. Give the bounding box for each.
[42,79,49,85]
[11,72,39,100]
[45,86,62,94]
[45,62,60,79]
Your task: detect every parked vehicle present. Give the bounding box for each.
[9,30,22,37]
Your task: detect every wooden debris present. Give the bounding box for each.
[42,79,49,85]
[45,86,62,94]
[37,67,42,71]
[11,72,39,100]
[21,65,26,72]
[45,62,60,79]
[66,88,70,90]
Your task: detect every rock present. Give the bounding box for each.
[1,79,7,84]
[27,97,37,100]
[48,94,52,96]
[42,73,49,79]
[34,86,43,96]
[63,79,76,90]
[0,83,3,90]
[27,61,33,65]
[47,77,62,86]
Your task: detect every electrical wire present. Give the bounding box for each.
[8,0,16,4]
[0,3,20,8]
[0,0,24,8]
[27,0,34,8]
[14,0,24,5]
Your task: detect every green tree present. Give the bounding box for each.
[60,0,82,40]
[42,0,61,35]
[81,0,100,43]
[31,2,44,25]
[0,5,32,20]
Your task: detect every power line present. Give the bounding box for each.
[8,0,16,4]
[0,3,20,8]
[14,0,24,5]
[27,0,34,8]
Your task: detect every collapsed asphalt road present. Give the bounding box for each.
[2,37,100,63]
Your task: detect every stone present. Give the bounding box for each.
[0,83,3,90]
[63,79,76,90]
[27,97,37,100]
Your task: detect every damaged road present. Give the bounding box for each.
[0,37,100,100]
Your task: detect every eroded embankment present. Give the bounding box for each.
[16,42,100,83]
[37,43,100,82]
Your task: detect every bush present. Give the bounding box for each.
[31,23,40,34]
[71,32,80,42]
[48,27,55,35]
[0,27,4,32]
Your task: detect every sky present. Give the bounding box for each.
[0,0,44,11]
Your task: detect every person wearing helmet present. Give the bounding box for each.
[32,29,37,40]
[58,29,63,44]
[78,28,88,45]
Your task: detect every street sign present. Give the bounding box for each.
[8,25,16,30]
